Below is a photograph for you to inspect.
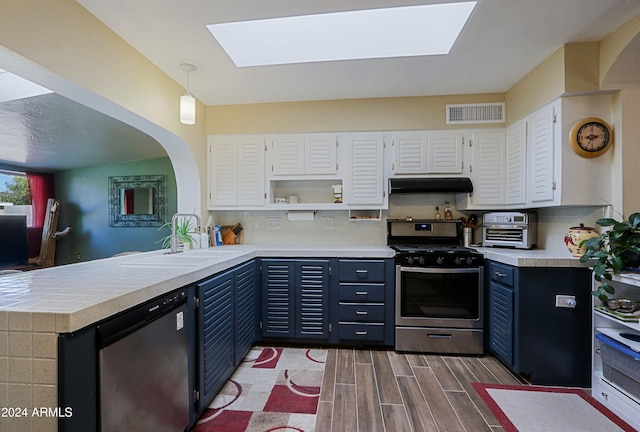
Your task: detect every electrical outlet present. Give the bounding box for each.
[267,217,282,230]
[75,253,81,261]
[555,295,577,308]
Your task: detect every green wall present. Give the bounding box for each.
[54,157,177,264]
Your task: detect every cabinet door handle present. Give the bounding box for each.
[355,291,368,296]
[356,310,368,315]
[356,330,368,336]
[355,270,368,278]
[495,272,507,277]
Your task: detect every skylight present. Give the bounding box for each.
[207,2,477,67]
[0,68,53,103]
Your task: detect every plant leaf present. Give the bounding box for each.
[629,212,640,227]
[613,223,631,232]
[596,218,618,227]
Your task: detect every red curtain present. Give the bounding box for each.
[123,188,134,214]
[26,171,55,258]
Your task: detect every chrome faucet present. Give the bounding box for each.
[170,213,201,254]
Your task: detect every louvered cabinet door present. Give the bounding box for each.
[470,131,506,205]
[346,134,384,206]
[489,281,514,367]
[392,132,428,174]
[304,134,337,175]
[527,102,556,204]
[261,260,295,338]
[197,270,234,407]
[234,260,258,366]
[237,137,266,206]
[427,131,463,173]
[505,120,527,206]
[295,260,330,339]
[270,135,305,175]
[208,136,238,206]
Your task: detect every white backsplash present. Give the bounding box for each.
[211,195,608,254]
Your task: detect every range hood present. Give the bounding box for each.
[389,177,473,194]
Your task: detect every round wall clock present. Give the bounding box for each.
[569,117,613,158]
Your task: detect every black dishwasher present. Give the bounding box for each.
[97,288,190,432]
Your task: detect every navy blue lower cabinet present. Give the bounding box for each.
[485,260,592,387]
[234,260,259,366]
[331,259,395,346]
[488,279,514,366]
[260,259,330,341]
[197,269,235,409]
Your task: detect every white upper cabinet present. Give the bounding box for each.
[535,94,612,207]
[505,119,527,206]
[270,134,338,176]
[343,133,386,207]
[208,135,265,208]
[391,132,427,174]
[305,135,338,174]
[526,102,556,205]
[237,138,267,206]
[469,130,506,206]
[390,131,463,175]
[427,131,464,173]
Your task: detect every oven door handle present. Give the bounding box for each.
[398,266,481,274]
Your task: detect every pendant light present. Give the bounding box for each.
[179,63,197,125]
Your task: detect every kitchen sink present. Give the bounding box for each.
[119,250,234,267]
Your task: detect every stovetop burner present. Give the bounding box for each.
[391,244,479,255]
[387,218,484,267]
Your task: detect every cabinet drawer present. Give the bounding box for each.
[338,284,385,302]
[339,260,385,282]
[338,304,385,322]
[490,262,514,287]
[338,323,385,342]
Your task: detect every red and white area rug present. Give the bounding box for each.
[472,383,637,432]
[193,347,326,432]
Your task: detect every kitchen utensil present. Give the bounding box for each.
[468,214,478,227]
[606,299,622,310]
[618,298,640,312]
[463,227,474,247]
[222,228,236,245]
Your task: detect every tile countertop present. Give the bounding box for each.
[474,246,590,268]
[0,244,589,334]
[0,245,395,333]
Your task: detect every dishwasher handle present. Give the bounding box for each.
[97,288,187,349]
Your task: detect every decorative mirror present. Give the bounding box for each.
[108,175,166,227]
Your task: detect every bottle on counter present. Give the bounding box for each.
[444,202,453,220]
[435,206,441,220]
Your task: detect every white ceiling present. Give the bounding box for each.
[0,93,168,171]
[76,0,640,105]
[2,0,640,172]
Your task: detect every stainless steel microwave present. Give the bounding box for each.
[482,212,537,249]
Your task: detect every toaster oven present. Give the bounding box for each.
[482,212,537,249]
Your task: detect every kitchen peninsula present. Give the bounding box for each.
[0,245,393,431]
[0,244,588,431]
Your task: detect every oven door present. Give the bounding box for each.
[395,266,484,329]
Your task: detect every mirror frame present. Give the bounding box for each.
[108,175,166,227]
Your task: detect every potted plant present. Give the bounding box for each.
[579,212,640,303]
[158,217,195,250]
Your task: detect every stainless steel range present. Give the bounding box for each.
[388,218,484,355]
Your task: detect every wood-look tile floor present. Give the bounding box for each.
[316,348,522,432]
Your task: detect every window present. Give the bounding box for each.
[0,170,33,226]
